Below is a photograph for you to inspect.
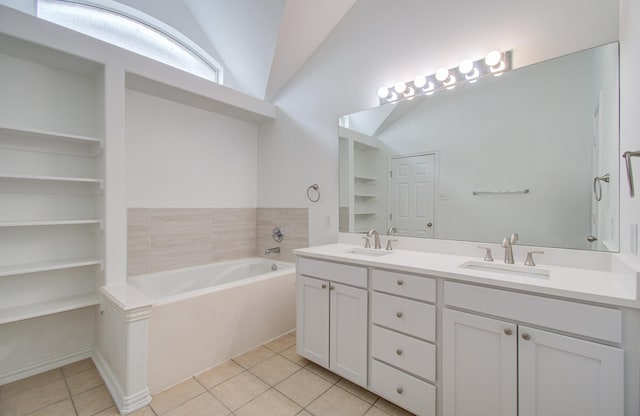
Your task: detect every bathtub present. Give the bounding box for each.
[130,258,297,393]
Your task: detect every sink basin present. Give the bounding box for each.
[459,260,550,279]
[345,248,392,257]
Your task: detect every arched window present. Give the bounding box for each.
[37,0,223,83]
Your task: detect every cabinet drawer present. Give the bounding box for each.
[372,269,435,303]
[371,325,435,381]
[444,281,622,343]
[372,292,435,341]
[297,257,367,288]
[371,359,435,416]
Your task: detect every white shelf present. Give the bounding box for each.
[354,212,377,215]
[0,293,99,325]
[0,173,102,185]
[0,125,102,146]
[0,219,102,228]
[0,258,102,277]
[355,194,376,198]
[354,175,376,182]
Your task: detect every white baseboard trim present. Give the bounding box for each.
[92,348,151,415]
[0,347,92,385]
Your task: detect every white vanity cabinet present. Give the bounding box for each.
[369,269,437,416]
[442,282,624,416]
[296,258,368,386]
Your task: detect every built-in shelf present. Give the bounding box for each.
[354,175,376,182]
[0,173,102,185]
[0,293,99,325]
[0,220,102,228]
[354,212,377,215]
[355,194,376,198]
[0,258,103,277]
[0,125,102,146]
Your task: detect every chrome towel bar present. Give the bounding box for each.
[623,151,640,198]
[473,189,530,196]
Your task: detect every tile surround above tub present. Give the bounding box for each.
[127,208,257,276]
[257,208,309,263]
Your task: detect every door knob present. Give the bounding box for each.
[427,222,433,227]
[396,349,403,356]
[522,333,531,341]
[587,235,598,242]
[397,279,404,286]
[396,387,403,394]
[396,312,403,318]
[504,328,512,336]
[321,284,327,289]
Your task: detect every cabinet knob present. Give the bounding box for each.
[321,284,327,289]
[396,349,403,356]
[396,312,403,318]
[522,333,531,341]
[396,387,403,394]
[504,328,512,336]
[397,279,404,286]
[329,284,335,291]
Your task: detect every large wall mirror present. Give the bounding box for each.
[339,43,619,251]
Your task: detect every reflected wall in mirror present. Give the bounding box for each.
[339,43,619,251]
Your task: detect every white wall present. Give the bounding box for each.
[619,0,640,256]
[257,0,619,246]
[125,90,258,208]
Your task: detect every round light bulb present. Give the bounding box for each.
[377,86,390,99]
[459,59,474,75]
[485,50,502,67]
[435,67,449,82]
[394,81,407,94]
[414,75,427,89]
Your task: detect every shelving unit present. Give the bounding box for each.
[0,34,104,326]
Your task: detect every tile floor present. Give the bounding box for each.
[0,333,415,416]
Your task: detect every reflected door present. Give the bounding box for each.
[389,153,435,237]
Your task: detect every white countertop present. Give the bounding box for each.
[294,244,640,309]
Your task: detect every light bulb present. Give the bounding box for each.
[414,75,427,89]
[459,59,474,75]
[394,81,407,94]
[485,50,502,67]
[378,86,390,99]
[435,67,449,82]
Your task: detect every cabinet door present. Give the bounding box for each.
[442,308,517,416]
[296,275,329,367]
[330,282,368,386]
[518,326,623,416]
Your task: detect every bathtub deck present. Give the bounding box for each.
[0,332,414,416]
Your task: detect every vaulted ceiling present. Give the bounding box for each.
[181,0,358,101]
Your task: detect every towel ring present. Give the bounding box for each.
[307,184,320,202]
[593,174,610,202]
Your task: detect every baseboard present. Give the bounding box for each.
[92,348,151,415]
[0,347,92,385]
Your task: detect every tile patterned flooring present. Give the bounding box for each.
[0,333,415,416]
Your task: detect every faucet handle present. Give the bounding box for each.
[524,251,544,267]
[478,246,494,262]
[510,232,519,244]
[386,239,398,251]
[362,236,371,248]
[501,237,510,248]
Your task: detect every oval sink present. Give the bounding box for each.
[459,260,550,279]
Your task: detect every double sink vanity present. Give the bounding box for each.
[294,238,640,416]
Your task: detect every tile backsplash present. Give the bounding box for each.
[127,207,309,276]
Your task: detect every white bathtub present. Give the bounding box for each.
[130,258,297,393]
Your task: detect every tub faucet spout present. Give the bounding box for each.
[265,247,281,255]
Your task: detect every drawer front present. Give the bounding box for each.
[297,257,367,288]
[372,269,436,303]
[371,359,436,416]
[444,281,622,343]
[371,325,435,381]
[372,292,435,341]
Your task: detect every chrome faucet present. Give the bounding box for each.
[367,228,382,249]
[264,247,280,255]
[501,233,519,264]
[387,226,398,235]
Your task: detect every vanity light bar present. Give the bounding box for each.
[377,50,513,105]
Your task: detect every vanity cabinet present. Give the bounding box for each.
[369,269,436,416]
[443,282,624,416]
[296,258,368,386]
